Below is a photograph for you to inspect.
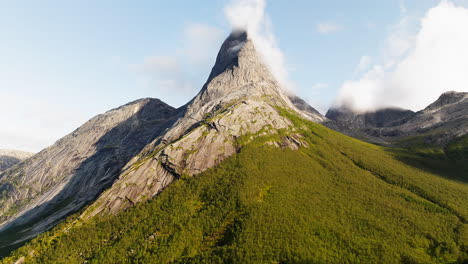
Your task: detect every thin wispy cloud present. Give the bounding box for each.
[183,23,225,65]
[307,83,330,114]
[316,21,343,34]
[131,23,225,107]
[356,55,372,73]
[312,83,329,90]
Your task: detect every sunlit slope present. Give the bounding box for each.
[3,110,467,264]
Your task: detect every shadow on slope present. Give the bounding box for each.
[388,134,468,185]
[0,99,181,257]
[4,109,467,263]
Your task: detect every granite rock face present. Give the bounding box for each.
[0,98,177,250]
[85,31,324,217]
[0,150,33,173]
[325,91,468,145]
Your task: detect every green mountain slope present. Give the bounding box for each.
[2,110,467,264]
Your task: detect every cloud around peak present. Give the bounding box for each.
[224,0,293,91]
[334,1,468,112]
[131,23,225,107]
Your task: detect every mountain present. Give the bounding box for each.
[1,31,467,263]
[0,150,33,173]
[326,107,414,129]
[82,31,325,218]
[0,30,324,254]
[326,91,468,146]
[4,106,468,263]
[0,98,177,252]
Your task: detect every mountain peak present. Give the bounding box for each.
[207,30,248,81]
[185,30,289,118]
[425,90,468,111]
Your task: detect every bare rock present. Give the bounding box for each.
[0,150,33,173]
[0,98,177,250]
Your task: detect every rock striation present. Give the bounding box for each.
[0,98,177,250]
[85,31,324,217]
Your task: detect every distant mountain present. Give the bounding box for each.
[326,91,468,146]
[1,32,467,263]
[326,107,414,129]
[0,150,33,173]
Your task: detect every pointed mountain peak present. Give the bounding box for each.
[208,30,248,81]
[185,30,289,118]
[204,29,274,86]
[185,30,325,123]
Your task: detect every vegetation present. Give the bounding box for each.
[1,110,467,263]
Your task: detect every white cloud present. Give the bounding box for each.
[184,23,225,65]
[312,83,329,90]
[357,55,372,73]
[316,22,343,34]
[0,91,90,152]
[224,0,294,91]
[335,1,468,112]
[132,23,225,107]
[131,55,193,104]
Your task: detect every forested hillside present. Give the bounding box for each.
[2,110,467,264]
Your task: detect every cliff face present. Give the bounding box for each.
[0,150,33,173]
[85,31,324,217]
[0,98,177,249]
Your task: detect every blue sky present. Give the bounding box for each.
[1,0,468,151]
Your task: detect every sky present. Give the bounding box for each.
[1,0,468,152]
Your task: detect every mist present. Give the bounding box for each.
[334,1,468,113]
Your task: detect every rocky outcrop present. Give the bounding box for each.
[325,91,468,146]
[0,98,177,250]
[0,150,33,173]
[84,31,321,217]
[395,91,468,145]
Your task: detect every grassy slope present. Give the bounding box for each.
[2,110,468,264]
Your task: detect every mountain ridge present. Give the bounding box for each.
[0,98,178,251]
[325,91,468,146]
[0,31,467,263]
